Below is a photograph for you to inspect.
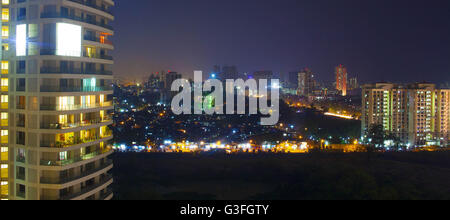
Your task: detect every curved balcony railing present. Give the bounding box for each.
[40,132,113,148]
[40,86,112,93]
[40,148,113,166]
[41,117,113,130]
[98,188,113,200]
[40,49,113,61]
[40,67,113,75]
[40,159,113,184]
[40,12,113,30]
[83,35,113,46]
[40,102,113,111]
[59,174,113,200]
[66,0,114,16]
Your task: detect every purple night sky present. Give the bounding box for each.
[111,0,450,84]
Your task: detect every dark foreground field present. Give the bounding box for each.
[111,152,450,200]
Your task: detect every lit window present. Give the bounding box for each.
[1,95,7,103]
[16,24,27,56]
[56,23,81,57]
[1,8,9,22]
[1,26,8,38]
[1,61,8,74]
[59,151,67,161]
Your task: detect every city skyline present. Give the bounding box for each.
[112,0,450,84]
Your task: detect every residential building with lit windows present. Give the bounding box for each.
[3,0,114,200]
[362,83,450,147]
[1,0,11,200]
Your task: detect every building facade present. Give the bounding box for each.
[1,0,10,200]
[362,83,450,147]
[2,0,115,200]
[298,68,316,96]
[336,64,347,96]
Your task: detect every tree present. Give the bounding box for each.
[366,124,385,148]
[386,133,402,151]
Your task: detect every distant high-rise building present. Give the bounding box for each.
[336,65,348,96]
[362,83,450,147]
[253,71,273,82]
[146,73,163,91]
[298,68,316,96]
[288,72,300,89]
[349,77,359,90]
[212,65,239,80]
[222,66,238,80]
[1,0,116,200]
[164,72,182,89]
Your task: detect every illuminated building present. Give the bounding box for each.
[298,68,316,96]
[1,0,10,200]
[4,0,115,200]
[349,77,358,90]
[336,64,347,96]
[362,83,450,147]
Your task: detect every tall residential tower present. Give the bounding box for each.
[2,0,115,200]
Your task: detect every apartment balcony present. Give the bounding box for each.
[66,0,114,16]
[40,147,113,167]
[98,188,113,200]
[83,35,113,46]
[40,67,113,76]
[16,156,26,163]
[40,102,113,111]
[40,12,113,31]
[60,174,113,200]
[40,49,113,61]
[40,159,113,184]
[40,85,112,93]
[83,51,114,61]
[40,132,113,149]
[41,116,113,130]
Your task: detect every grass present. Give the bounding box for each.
[111,152,450,200]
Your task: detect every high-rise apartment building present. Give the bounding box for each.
[298,68,316,96]
[1,0,10,200]
[1,0,115,200]
[336,64,347,96]
[349,77,358,90]
[362,83,450,147]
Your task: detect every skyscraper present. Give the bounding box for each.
[336,65,348,96]
[298,68,316,96]
[253,71,273,82]
[2,0,115,200]
[362,83,450,147]
[212,65,239,80]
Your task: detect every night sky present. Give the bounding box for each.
[112,0,450,85]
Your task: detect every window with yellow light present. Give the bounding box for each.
[1,26,8,38]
